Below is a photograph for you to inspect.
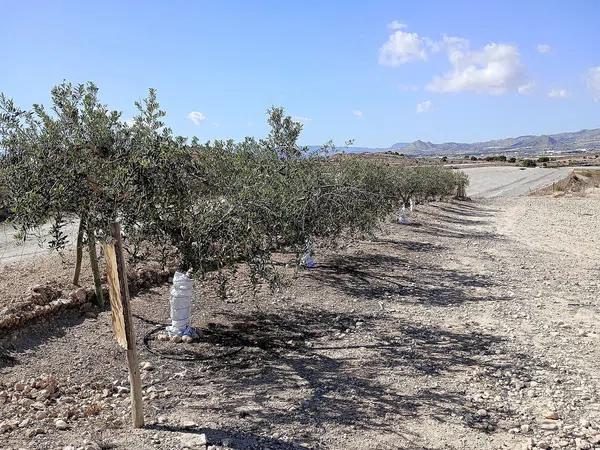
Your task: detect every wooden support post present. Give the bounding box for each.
[105,222,144,428]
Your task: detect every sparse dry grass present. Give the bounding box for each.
[530,168,600,196]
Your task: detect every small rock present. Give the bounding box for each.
[182,420,197,428]
[540,422,559,431]
[181,335,194,343]
[116,386,130,395]
[171,335,182,343]
[32,401,45,410]
[55,419,68,430]
[543,411,560,420]
[26,428,45,438]
[141,361,154,371]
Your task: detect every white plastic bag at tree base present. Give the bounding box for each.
[300,239,316,268]
[165,271,198,337]
[398,205,411,224]
[301,252,316,268]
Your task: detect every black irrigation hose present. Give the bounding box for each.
[140,321,244,362]
[135,313,352,362]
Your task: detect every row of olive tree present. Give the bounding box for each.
[0,82,467,310]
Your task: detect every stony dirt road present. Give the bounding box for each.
[1,190,599,450]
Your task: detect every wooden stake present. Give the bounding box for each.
[110,222,144,428]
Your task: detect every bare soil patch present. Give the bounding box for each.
[1,197,599,450]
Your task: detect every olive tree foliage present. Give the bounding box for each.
[0,83,127,236]
[0,81,469,299]
[123,102,402,288]
[389,165,468,207]
[0,82,133,302]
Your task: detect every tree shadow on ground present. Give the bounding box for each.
[406,222,500,241]
[371,237,447,253]
[398,201,504,241]
[417,209,490,227]
[306,253,503,306]
[148,306,542,449]
[437,201,500,217]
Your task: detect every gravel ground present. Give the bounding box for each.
[1,192,599,450]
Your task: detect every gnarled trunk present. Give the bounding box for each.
[87,226,104,307]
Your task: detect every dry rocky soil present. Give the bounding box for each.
[1,189,599,450]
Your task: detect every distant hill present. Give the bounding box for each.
[318,128,600,156]
[396,128,600,156]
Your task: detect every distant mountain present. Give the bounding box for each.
[310,128,600,156]
[399,128,600,156]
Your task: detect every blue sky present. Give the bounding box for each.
[1,1,599,147]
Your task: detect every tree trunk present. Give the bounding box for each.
[72,219,85,286]
[87,227,104,307]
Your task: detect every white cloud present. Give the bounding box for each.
[380,25,531,96]
[548,88,569,99]
[124,117,135,127]
[416,100,433,113]
[187,111,206,125]
[292,116,311,124]
[388,20,406,31]
[378,25,427,66]
[352,110,363,118]
[427,41,526,95]
[586,66,600,101]
[518,81,536,95]
[537,44,552,54]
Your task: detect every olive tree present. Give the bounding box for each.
[1,82,469,338]
[0,82,130,304]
